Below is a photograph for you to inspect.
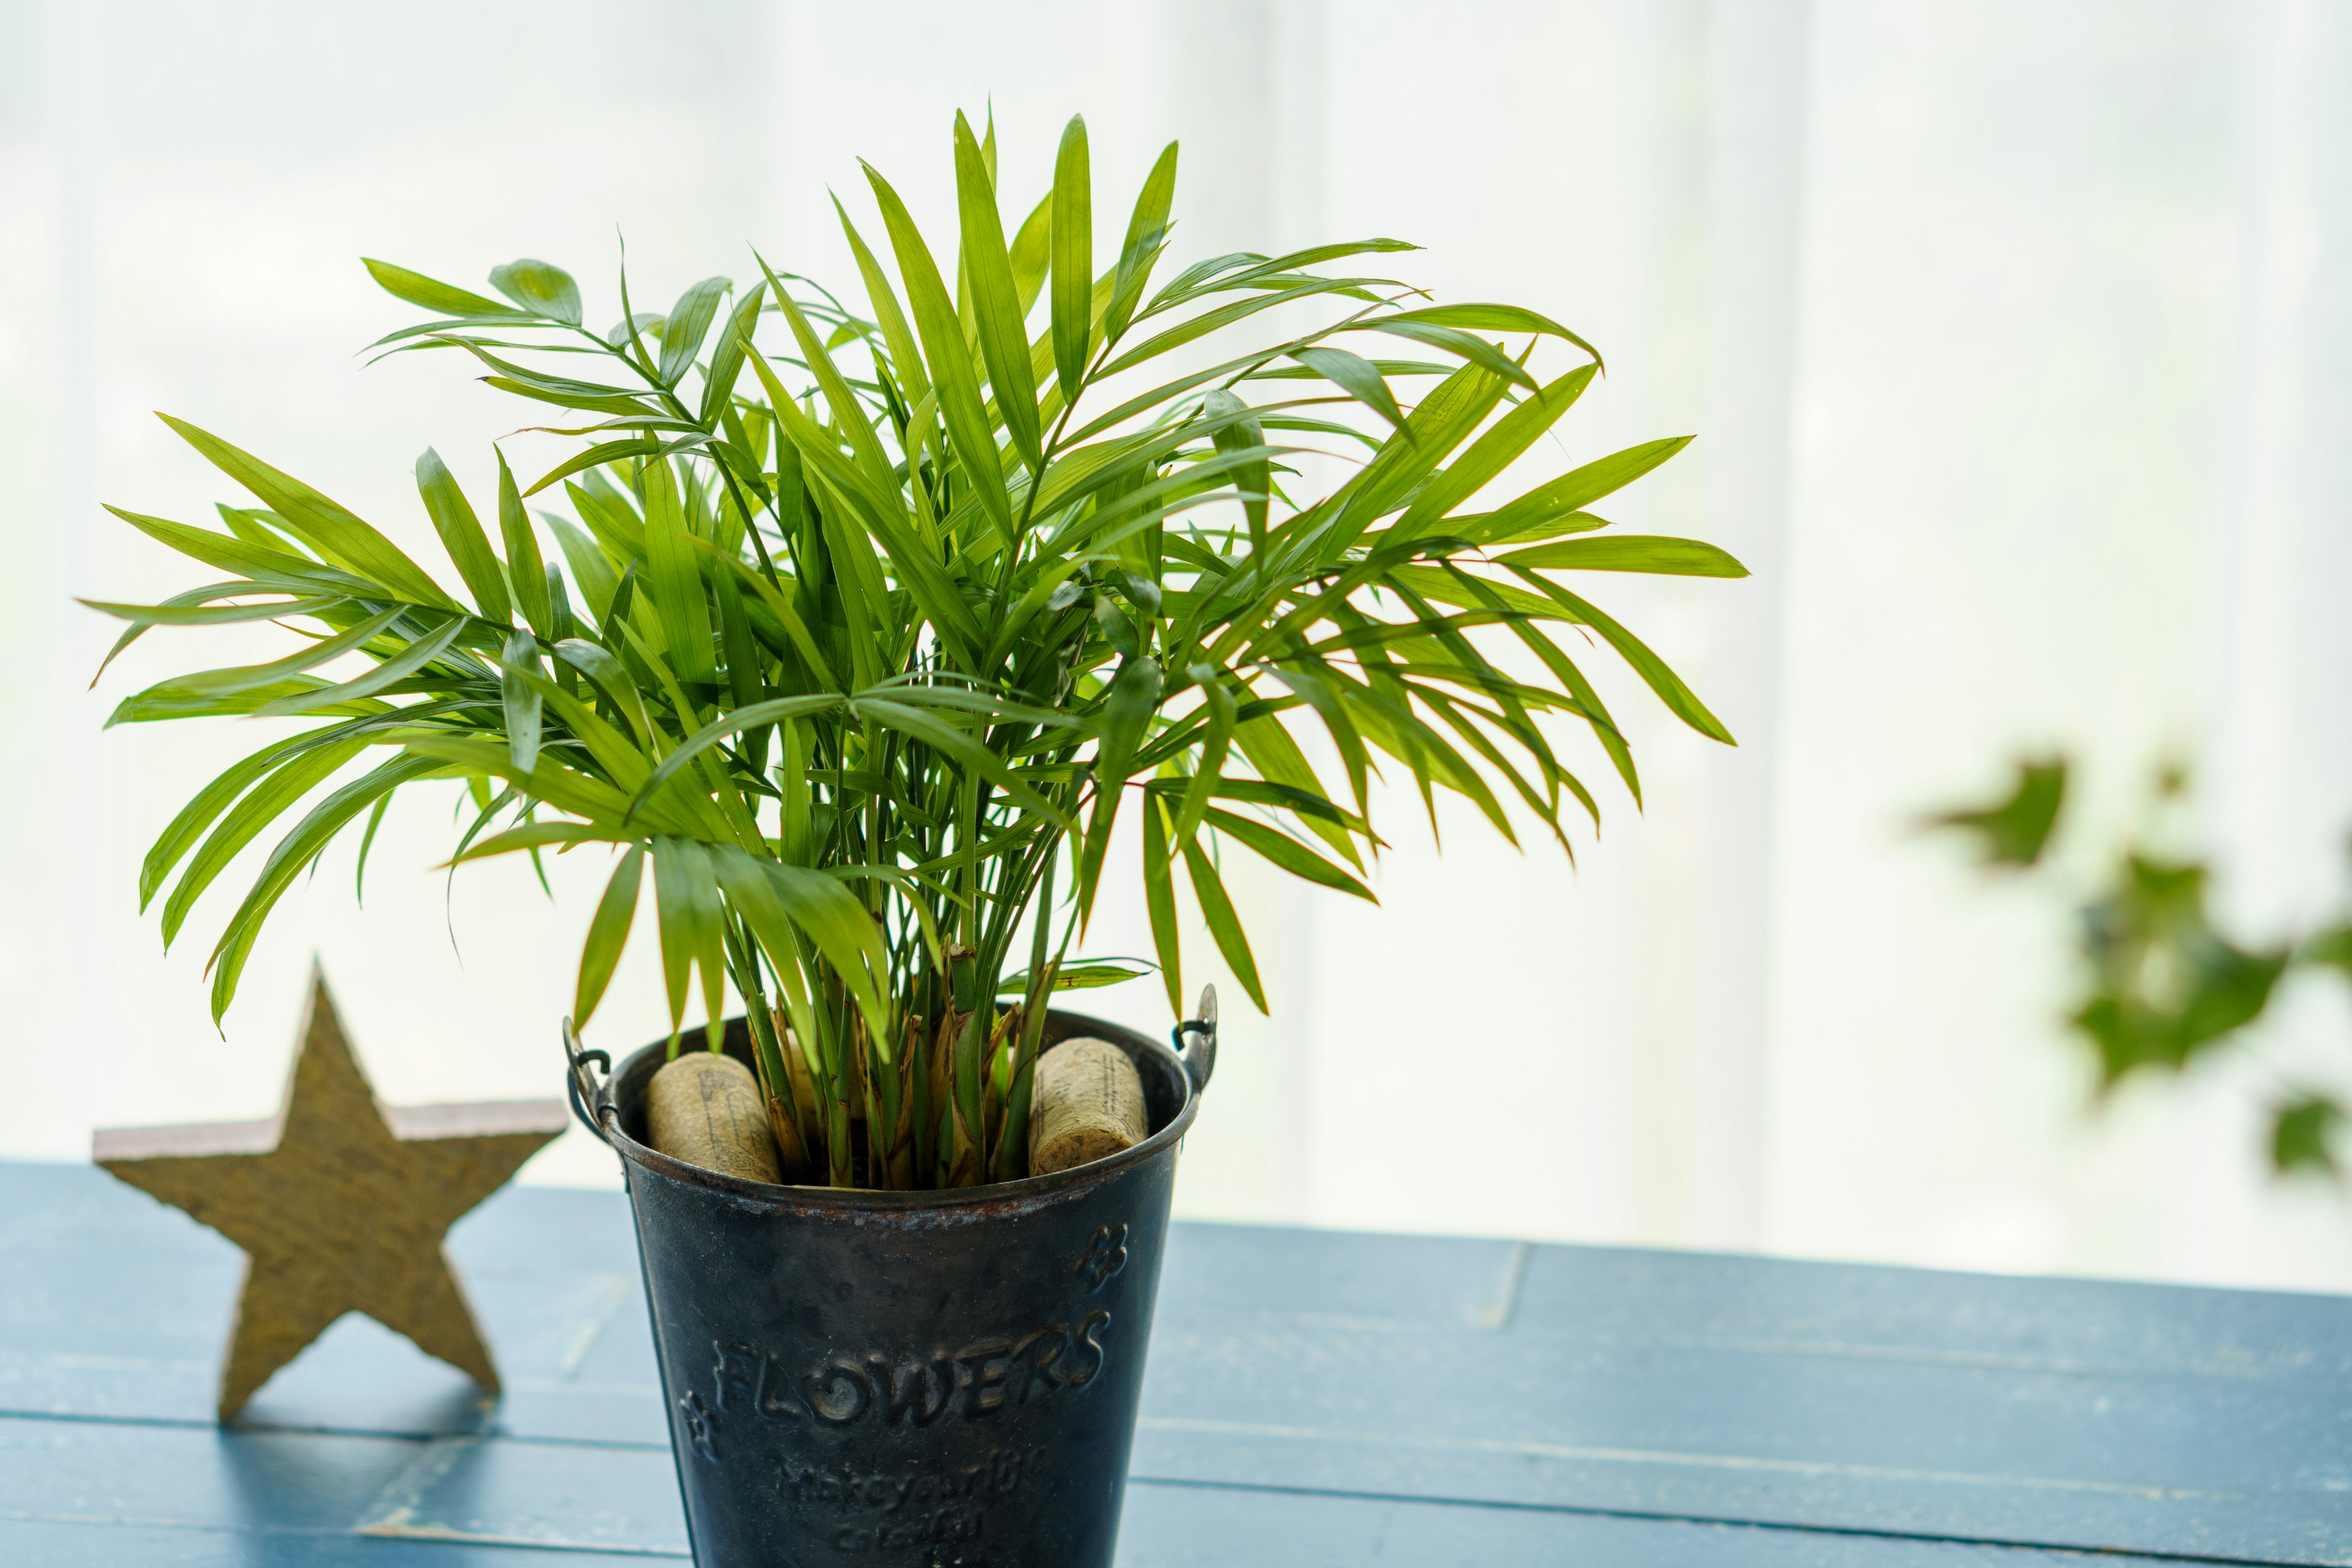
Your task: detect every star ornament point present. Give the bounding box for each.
[95,967,568,1420]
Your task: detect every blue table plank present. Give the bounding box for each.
[1113,1483,2198,1567]
[0,1415,415,1532]
[1133,1238,2352,1562]
[355,1436,687,1556]
[0,1520,644,1567]
[0,1434,2202,1567]
[9,1159,2348,1565]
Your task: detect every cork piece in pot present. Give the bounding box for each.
[1028,1037,1148,1176]
[647,1052,783,1184]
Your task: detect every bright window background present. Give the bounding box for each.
[4,0,2348,1292]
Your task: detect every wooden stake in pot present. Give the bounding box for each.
[647,1052,783,1184]
[1028,1037,1148,1175]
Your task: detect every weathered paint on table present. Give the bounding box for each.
[3,1159,2345,1564]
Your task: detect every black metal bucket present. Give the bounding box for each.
[564,996,1216,1568]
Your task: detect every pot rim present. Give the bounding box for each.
[578,1008,1200,1215]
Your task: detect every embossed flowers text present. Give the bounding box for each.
[695,1308,1112,1447]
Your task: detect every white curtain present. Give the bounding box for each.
[4,0,2346,1290]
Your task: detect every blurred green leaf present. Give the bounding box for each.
[1928,756,2068,868]
[2272,1096,2343,1177]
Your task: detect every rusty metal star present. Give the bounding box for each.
[94,966,567,1420]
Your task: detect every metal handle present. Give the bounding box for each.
[562,1017,618,1147]
[1173,985,1218,1096]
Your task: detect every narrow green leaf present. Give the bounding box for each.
[447,821,610,864]
[574,843,644,1031]
[1093,655,1163,791]
[1378,302,1604,369]
[363,258,521,318]
[1098,276,1364,380]
[1232,712,1363,870]
[627,693,845,822]
[554,637,655,745]
[353,792,392,904]
[115,603,403,707]
[1203,807,1376,902]
[496,450,553,634]
[1076,783,1122,934]
[500,628,545,775]
[640,458,717,684]
[108,676,391,726]
[657,276,731,388]
[1200,390,1270,551]
[733,849,892,1052]
[104,506,365,598]
[159,416,459,609]
[205,753,445,1022]
[755,271,905,519]
[702,545,840,692]
[161,738,366,944]
[699,281,766,425]
[1182,837,1265,1012]
[954,114,1044,473]
[680,837,729,1050]
[1009,191,1053,318]
[1287,345,1408,432]
[1049,118,1091,409]
[1529,578,1735,744]
[546,513,620,626]
[1506,535,1748,576]
[142,729,329,909]
[1264,660,1370,813]
[251,612,469,718]
[567,475,648,562]
[1142,792,1183,1019]
[1168,669,1237,857]
[1342,319,1537,390]
[1106,141,1179,345]
[81,592,334,628]
[1469,436,1694,543]
[706,846,824,1078]
[545,563,576,643]
[414,448,510,623]
[1392,364,1597,539]
[525,439,662,500]
[714,568,764,742]
[651,835,701,1047]
[853,698,1069,827]
[862,160,1014,541]
[398,734,641,824]
[832,198,931,407]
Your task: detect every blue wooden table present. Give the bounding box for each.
[6,1158,2347,1565]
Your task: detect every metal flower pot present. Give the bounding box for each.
[564,997,1215,1568]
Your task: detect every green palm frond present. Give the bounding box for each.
[96,113,1746,1189]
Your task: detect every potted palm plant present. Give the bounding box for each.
[94,113,1744,1566]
